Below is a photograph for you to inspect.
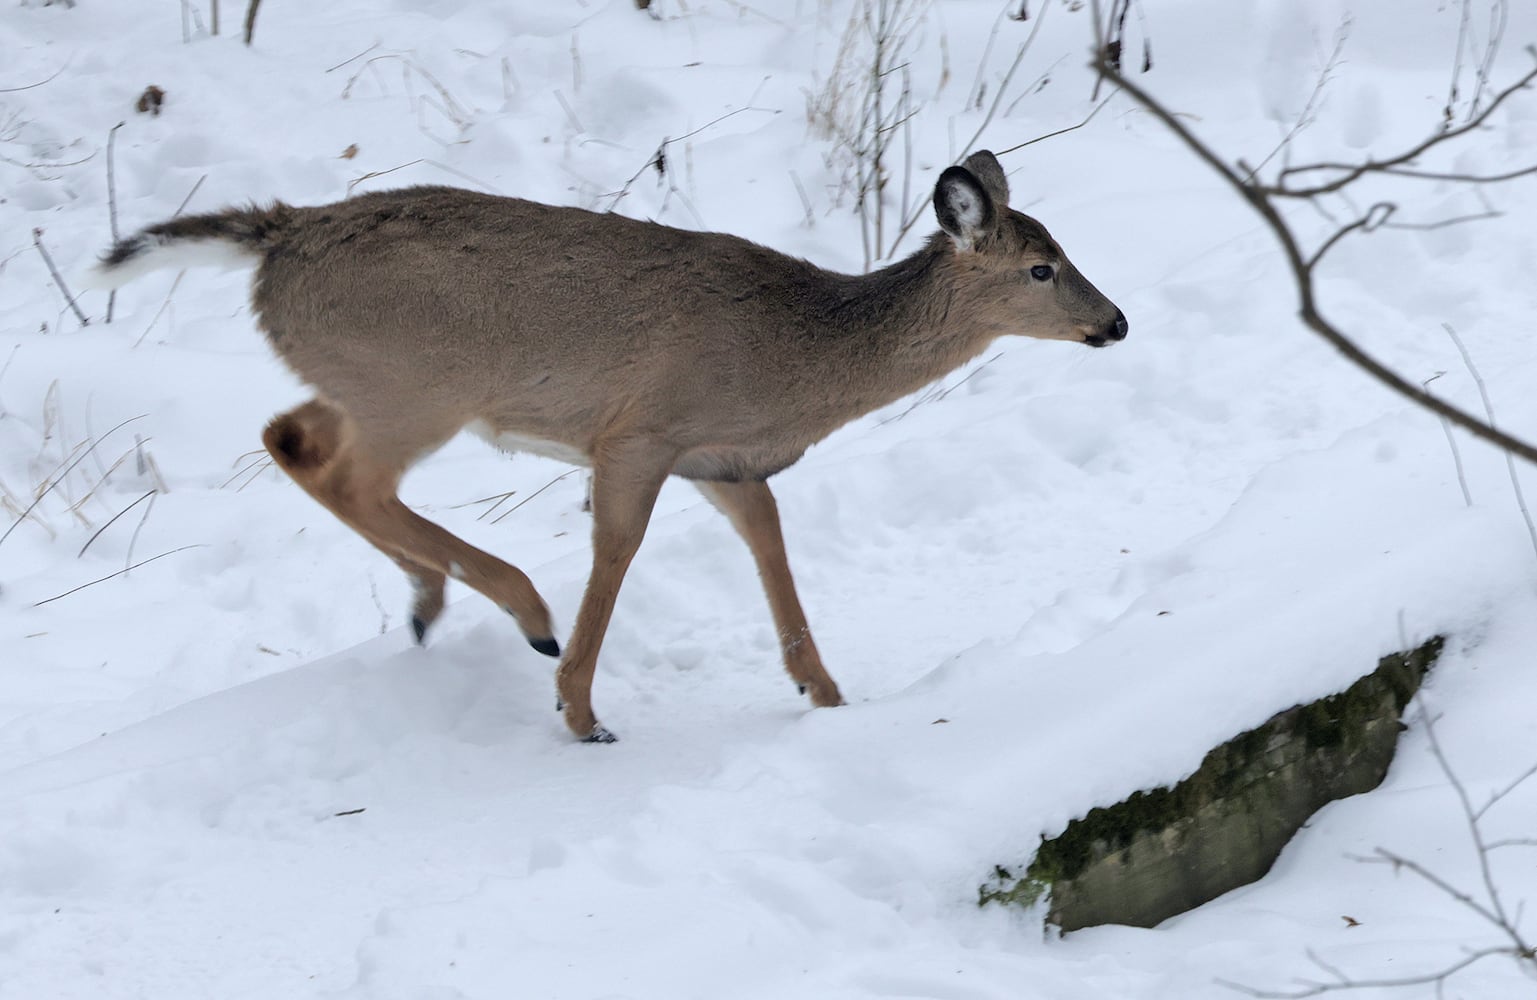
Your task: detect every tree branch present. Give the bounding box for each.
[1090,30,1537,465]
[1267,46,1537,198]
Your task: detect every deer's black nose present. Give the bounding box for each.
[1107,310,1128,342]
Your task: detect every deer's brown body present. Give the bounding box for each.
[93,151,1126,742]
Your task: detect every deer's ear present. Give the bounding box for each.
[934,165,997,250]
[961,150,1010,207]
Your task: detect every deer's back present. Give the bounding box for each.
[250,187,866,472]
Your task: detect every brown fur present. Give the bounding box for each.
[100,150,1126,742]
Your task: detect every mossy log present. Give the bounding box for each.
[981,637,1444,931]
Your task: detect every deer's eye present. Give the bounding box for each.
[1029,264,1055,282]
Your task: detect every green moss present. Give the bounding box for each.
[978,865,1050,910]
[1298,636,1443,752]
[983,636,1445,906]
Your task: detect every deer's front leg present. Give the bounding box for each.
[696,479,844,709]
[556,443,673,742]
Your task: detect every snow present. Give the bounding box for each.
[3,1,1537,997]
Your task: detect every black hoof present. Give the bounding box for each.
[555,697,565,713]
[411,616,429,645]
[797,684,807,695]
[528,635,561,658]
[581,725,618,744]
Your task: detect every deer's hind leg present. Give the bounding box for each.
[262,398,559,656]
[391,554,446,644]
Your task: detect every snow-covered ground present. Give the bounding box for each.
[3,1,1536,997]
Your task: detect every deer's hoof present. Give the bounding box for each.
[528,635,561,658]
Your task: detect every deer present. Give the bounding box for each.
[89,150,1127,743]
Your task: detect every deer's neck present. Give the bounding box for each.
[813,237,995,411]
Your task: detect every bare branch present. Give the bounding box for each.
[1303,202,1394,271]
[105,121,125,325]
[1476,760,1537,820]
[243,0,262,46]
[0,58,72,93]
[1223,700,1537,996]
[346,158,497,197]
[1441,323,1537,563]
[1422,373,1472,507]
[0,415,147,556]
[77,490,155,558]
[174,174,208,217]
[488,469,578,524]
[35,545,207,607]
[1218,948,1512,998]
[31,229,90,329]
[994,92,1115,157]
[1244,19,1352,185]
[1267,46,1537,199]
[1091,36,1537,466]
[1487,838,1537,851]
[1415,703,1527,947]
[600,107,776,214]
[1279,161,1537,188]
[1358,848,1505,930]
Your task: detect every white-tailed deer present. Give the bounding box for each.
[91,150,1126,742]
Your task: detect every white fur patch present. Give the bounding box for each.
[78,236,259,292]
[951,189,983,228]
[465,419,590,467]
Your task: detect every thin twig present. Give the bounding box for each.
[124,489,157,571]
[1358,848,1503,929]
[1409,703,1528,952]
[324,42,382,74]
[1471,0,1510,119]
[35,544,206,607]
[1218,948,1512,998]
[1474,760,1537,820]
[449,489,516,513]
[77,489,155,558]
[993,93,1116,157]
[1091,35,1537,466]
[105,121,125,324]
[789,169,816,228]
[0,414,145,555]
[174,174,207,216]
[879,353,1003,424]
[488,469,579,524]
[0,149,97,175]
[1302,202,1394,271]
[1445,0,1475,124]
[1244,19,1351,185]
[1442,322,1537,561]
[368,572,389,635]
[1267,46,1537,199]
[0,343,19,420]
[890,17,1080,255]
[346,158,498,197]
[243,0,262,46]
[1423,373,1472,507]
[600,107,775,213]
[219,450,270,490]
[1222,699,1536,997]
[0,59,72,93]
[956,33,1039,159]
[134,271,186,347]
[31,229,89,328]
[554,90,584,133]
[106,124,124,241]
